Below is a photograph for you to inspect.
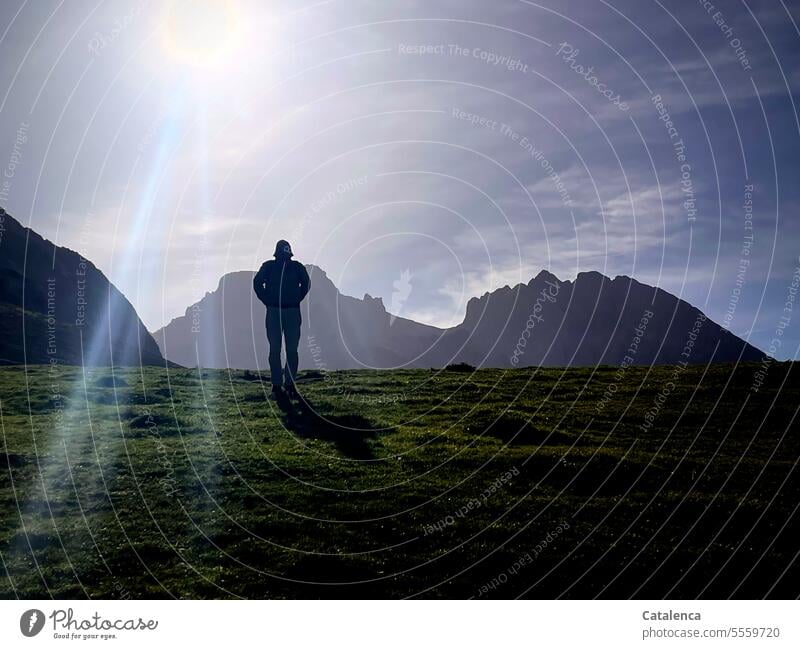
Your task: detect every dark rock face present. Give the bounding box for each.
[154,265,764,370]
[0,210,164,366]
[444,270,763,367]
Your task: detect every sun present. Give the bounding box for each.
[160,0,243,70]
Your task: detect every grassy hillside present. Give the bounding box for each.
[0,363,797,598]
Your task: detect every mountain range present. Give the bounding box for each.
[153,265,765,370]
[0,209,764,370]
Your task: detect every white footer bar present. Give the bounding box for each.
[1,600,795,648]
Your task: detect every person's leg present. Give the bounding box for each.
[265,308,284,387]
[282,307,301,388]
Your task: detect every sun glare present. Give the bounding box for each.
[161,0,243,70]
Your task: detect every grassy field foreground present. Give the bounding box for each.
[0,362,798,598]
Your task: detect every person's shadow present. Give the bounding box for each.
[274,392,385,460]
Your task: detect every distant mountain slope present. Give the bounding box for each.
[446,270,764,367]
[154,265,764,370]
[0,209,164,366]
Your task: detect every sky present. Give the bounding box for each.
[1,0,799,358]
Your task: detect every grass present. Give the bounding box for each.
[0,362,797,598]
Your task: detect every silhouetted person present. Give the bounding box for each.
[253,240,310,396]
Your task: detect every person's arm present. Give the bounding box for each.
[253,263,269,304]
[297,263,310,301]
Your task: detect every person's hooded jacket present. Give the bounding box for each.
[253,240,311,308]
